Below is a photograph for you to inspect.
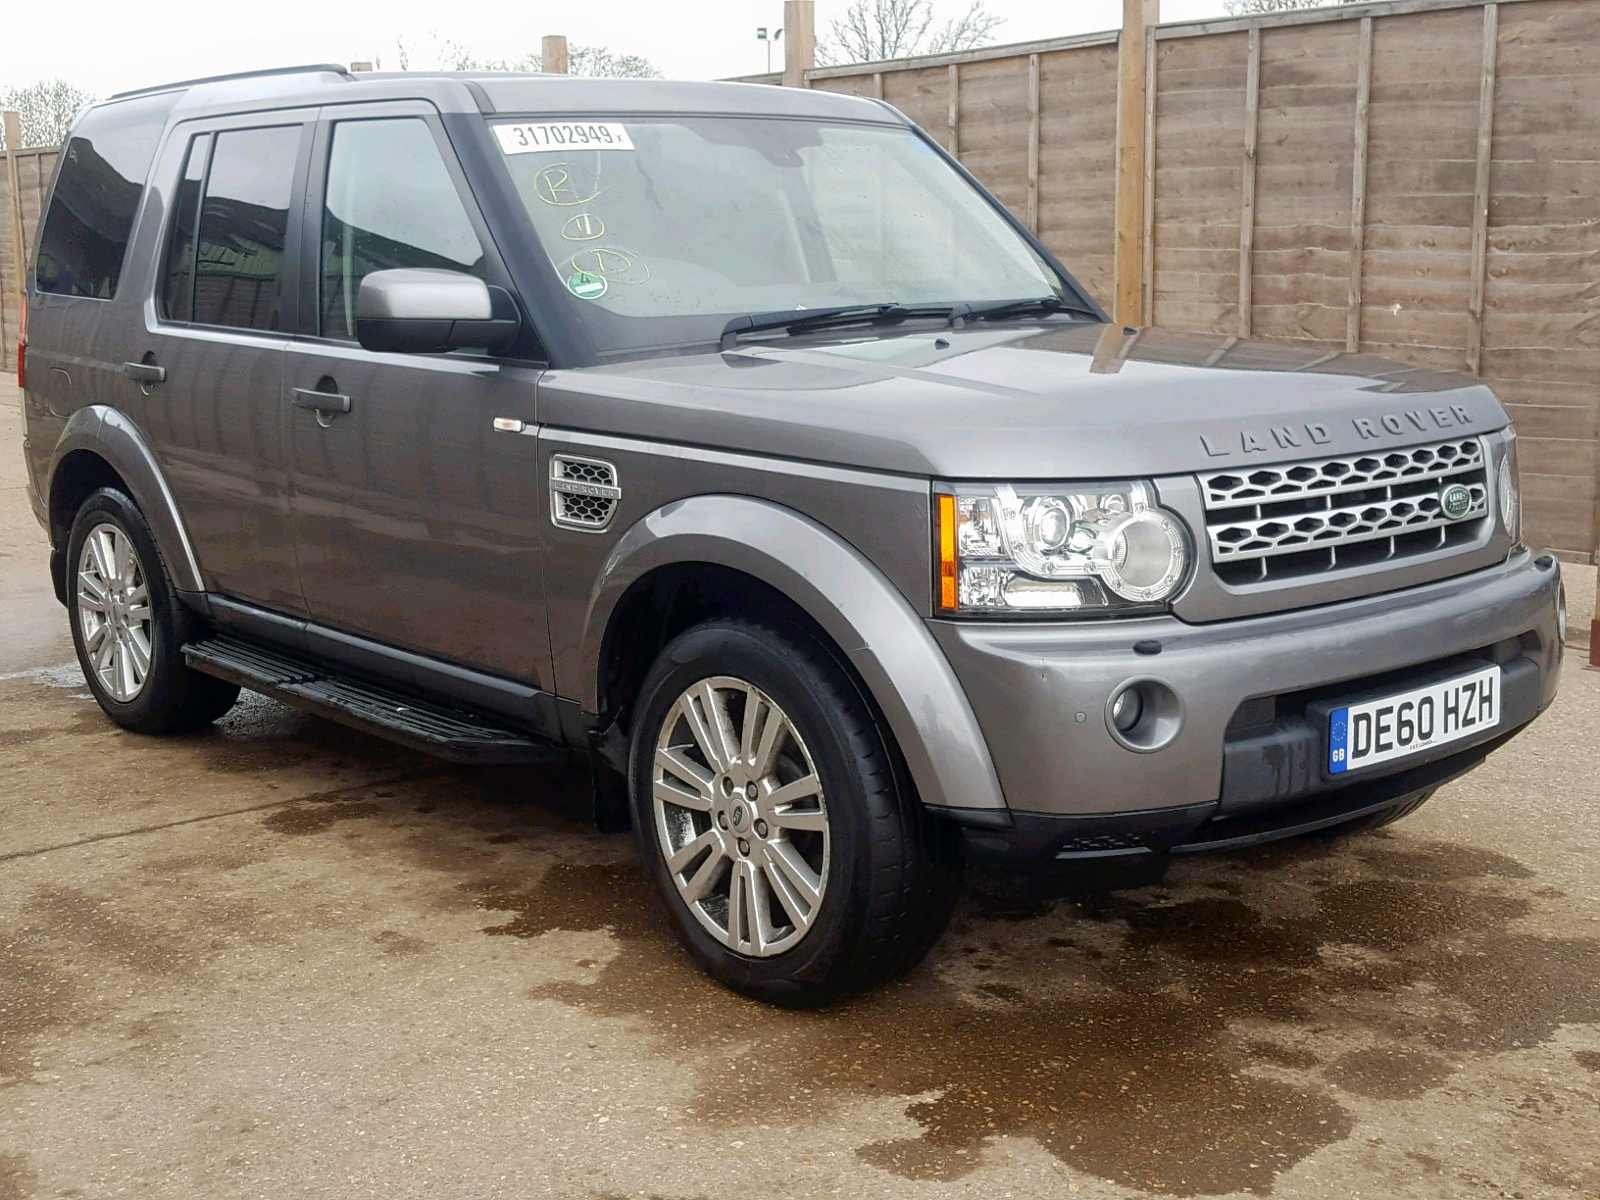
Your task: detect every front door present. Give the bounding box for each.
[284,106,548,686]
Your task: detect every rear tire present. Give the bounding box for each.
[67,488,240,734]
[629,618,959,1007]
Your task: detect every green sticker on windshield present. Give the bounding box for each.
[567,270,608,300]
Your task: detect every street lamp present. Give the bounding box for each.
[757,26,783,73]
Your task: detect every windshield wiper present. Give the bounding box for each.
[951,295,1099,326]
[720,303,951,351]
[717,295,1095,351]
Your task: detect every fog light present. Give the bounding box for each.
[1111,686,1144,732]
[1104,678,1184,753]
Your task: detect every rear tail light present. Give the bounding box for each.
[15,295,24,391]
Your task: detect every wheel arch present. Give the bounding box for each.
[47,406,204,600]
[581,495,1007,814]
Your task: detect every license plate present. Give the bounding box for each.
[1327,665,1501,775]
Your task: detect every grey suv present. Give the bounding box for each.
[18,66,1566,1005]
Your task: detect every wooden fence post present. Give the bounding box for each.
[1114,0,1158,327]
[1346,16,1373,353]
[783,0,815,88]
[1141,31,1157,323]
[1467,3,1499,375]
[542,35,569,75]
[4,111,27,348]
[948,63,961,157]
[1026,53,1041,235]
[1238,25,1261,339]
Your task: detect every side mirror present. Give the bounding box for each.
[354,268,521,355]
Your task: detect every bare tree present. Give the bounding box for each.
[1224,0,1361,13]
[818,0,1004,67]
[0,79,97,149]
[568,46,661,79]
[393,35,660,78]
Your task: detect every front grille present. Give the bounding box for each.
[1200,438,1489,586]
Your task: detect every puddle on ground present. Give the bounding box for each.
[0,1154,33,1200]
[23,688,1587,1198]
[262,799,386,836]
[0,885,268,1085]
[0,728,51,751]
[457,836,1600,1196]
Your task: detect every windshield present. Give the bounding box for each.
[490,115,1069,357]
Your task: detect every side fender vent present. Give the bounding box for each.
[550,454,621,532]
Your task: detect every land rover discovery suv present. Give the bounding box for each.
[18,66,1565,1005]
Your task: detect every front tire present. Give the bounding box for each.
[67,488,240,734]
[629,619,959,1007]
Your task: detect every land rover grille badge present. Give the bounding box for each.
[1440,483,1473,520]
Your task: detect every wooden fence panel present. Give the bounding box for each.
[1036,45,1119,308]
[0,146,57,372]
[1357,7,1485,371]
[1484,0,1600,558]
[880,67,955,153]
[953,57,1030,229]
[1150,31,1251,334]
[1250,19,1362,349]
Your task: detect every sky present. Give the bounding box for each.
[3,0,1239,99]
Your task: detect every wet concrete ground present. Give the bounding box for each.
[2,384,1598,1199]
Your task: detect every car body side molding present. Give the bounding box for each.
[581,495,1008,813]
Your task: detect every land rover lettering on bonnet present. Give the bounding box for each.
[19,66,1564,1005]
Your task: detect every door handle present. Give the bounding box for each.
[122,361,166,386]
[291,387,352,414]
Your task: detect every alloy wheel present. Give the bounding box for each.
[77,522,154,703]
[652,676,830,957]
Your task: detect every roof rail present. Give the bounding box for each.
[111,63,354,101]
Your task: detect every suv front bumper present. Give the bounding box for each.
[927,551,1562,867]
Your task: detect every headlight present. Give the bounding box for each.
[1498,436,1522,546]
[937,481,1190,615]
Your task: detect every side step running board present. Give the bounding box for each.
[183,637,565,766]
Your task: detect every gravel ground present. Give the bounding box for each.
[2,383,1598,1200]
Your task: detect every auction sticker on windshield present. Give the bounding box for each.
[1327,665,1500,775]
[494,123,635,154]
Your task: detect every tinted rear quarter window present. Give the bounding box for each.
[161,132,211,322]
[34,92,180,299]
[190,125,302,331]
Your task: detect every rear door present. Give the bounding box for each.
[283,102,549,685]
[137,115,314,611]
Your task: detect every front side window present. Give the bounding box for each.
[492,116,1065,356]
[320,118,486,340]
[188,125,302,331]
[34,92,179,299]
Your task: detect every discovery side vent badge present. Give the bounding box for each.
[550,455,622,532]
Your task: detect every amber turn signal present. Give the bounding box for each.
[936,493,959,612]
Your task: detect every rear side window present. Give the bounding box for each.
[178,125,302,331]
[34,92,179,299]
[320,118,485,340]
